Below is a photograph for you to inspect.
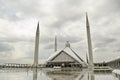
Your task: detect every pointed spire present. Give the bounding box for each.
[36,21,39,33]
[55,35,57,52]
[86,12,94,69]
[33,21,40,67]
[86,12,90,28]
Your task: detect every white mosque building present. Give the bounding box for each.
[46,41,87,68]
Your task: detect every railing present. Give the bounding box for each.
[94,66,113,72]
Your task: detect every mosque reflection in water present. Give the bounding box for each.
[32,68,118,80]
[33,69,94,80]
[0,68,118,80]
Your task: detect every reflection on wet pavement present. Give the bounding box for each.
[0,68,119,80]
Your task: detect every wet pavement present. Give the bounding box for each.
[0,68,119,80]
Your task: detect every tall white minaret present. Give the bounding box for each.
[33,22,39,67]
[54,36,57,52]
[86,13,94,70]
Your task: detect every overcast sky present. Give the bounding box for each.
[0,0,120,64]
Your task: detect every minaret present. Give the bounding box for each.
[86,13,94,69]
[54,36,57,52]
[33,22,39,67]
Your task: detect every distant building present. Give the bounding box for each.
[106,58,120,69]
[94,57,120,69]
[46,41,87,68]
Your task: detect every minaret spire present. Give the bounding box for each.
[33,21,39,67]
[55,36,57,52]
[86,13,94,70]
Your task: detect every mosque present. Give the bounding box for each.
[33,13,93,69]
[46,41,87,68]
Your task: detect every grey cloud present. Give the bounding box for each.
[105,0,120,12]
[61,0,83,6]
[44,43,54,49]
[94,37,116,48]
[93,0,120,17]
[40,36,53,43]
[0,43,14,52]
[48,14,83,29]
[58,34,82,43]
[45,0,84,29]
[0,0,41,21]
[0,37,34,43]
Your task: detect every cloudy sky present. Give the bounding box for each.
[0,0,120,64]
